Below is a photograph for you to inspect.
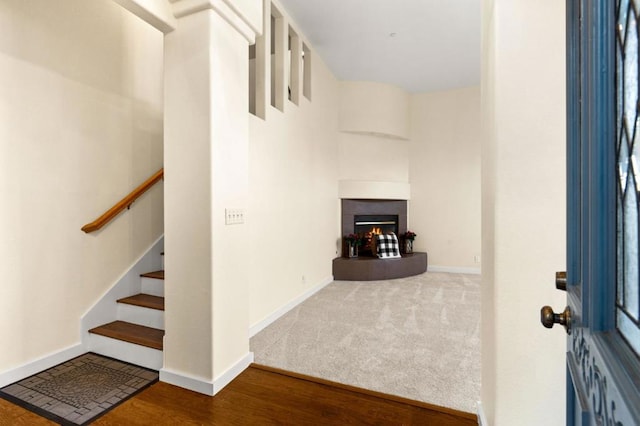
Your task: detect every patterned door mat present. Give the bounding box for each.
[0,353,158,425]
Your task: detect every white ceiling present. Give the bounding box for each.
[276,0,481,94]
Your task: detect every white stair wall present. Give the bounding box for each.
[81,236,164,339]
[83,236,165,370]
[141,277,164,297]
[116,303,164,329]
[88,333,163,371]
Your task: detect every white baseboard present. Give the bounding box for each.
[213,352,254,394]
[0,343,85,387]
[160,351,254,396]
[428,265,481,275]
[477,400,489,426]
[249,275,334,337]
[160,368,214,395]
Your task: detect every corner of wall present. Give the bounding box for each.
[159,351,254,396]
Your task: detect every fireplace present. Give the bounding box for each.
[341,199,407,257]
[334,198,427,280]
[354,214,399,256]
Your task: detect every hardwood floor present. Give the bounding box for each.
[0,365,477,425]
[0,398,54,426]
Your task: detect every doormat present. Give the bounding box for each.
[0,353,158,425]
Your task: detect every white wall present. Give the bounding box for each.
[0,0,164,373]
[410,87,481,271]
[248,6,340,328]
[338,132,409,183]
[339,81,410,140]
[337,81,410,201]
[163,1,259,389]
[481,0,567,424]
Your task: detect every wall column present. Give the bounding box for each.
[162,0,261,394]
[481,0,566,424]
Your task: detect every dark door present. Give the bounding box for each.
[543,1,640,424]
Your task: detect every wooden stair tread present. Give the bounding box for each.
[117,294,164,310]
[89,321,164,350]
[141,270,164,279]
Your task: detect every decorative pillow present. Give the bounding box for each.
[375,233,401,259]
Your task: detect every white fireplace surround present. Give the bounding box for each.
[338,180,410,200]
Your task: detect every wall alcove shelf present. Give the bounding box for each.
[332,252,427,281]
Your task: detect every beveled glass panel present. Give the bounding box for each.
[616,0,640,358]
[623,174,639,321]
[624,7,638,131]
[618,309,640,355]
[618,195,625,306]
[619,128,630,193]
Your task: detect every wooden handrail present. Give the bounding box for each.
[81,168,164,233]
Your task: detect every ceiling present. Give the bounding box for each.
[276,0,481,94]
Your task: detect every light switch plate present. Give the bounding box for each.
[225,208,245,225]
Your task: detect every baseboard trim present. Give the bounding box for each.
[0,344,85,388]
[160,352,254,396]
[249,275,334,337]
[428,265,481,275]
[160,368,214,396]
[477,400,489,425]
[213,352,254,394]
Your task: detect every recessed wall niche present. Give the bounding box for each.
[249,43,256,115]
[302,43,311,100]
[251,2,312,116]
[270,5,285,111]
[288,25,301,105]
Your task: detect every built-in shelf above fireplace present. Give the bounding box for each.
[338,180,410,200]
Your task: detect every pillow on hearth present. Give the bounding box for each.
[375,233,401,259]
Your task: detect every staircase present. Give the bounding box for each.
[87,254,165,371]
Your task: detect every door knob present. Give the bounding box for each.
[540,305,572,334]
[555,271,567,291]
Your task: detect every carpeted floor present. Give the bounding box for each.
[0,353,158,425]
[250,271,481,413]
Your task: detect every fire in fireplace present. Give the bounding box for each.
[354,214,399,255]
[341,199,407,258]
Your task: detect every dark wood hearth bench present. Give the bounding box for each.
[332,252,428,281]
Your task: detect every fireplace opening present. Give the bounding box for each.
[354,214,399,256]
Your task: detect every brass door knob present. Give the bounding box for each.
[540,305,572,334]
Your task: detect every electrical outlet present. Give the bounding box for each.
[474,255,481,264]
[301,275,306,285]
[225,208,245,225]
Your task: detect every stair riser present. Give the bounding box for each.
[88,334,163,370]
[141,277,164,297]
[117,304,164,330]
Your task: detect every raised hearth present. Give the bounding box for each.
[333,252,428,281]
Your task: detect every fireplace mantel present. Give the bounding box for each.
[339,180,410,200]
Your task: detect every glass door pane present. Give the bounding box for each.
[616,0,640,357]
